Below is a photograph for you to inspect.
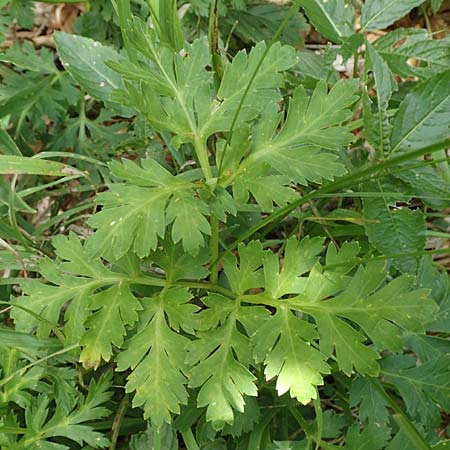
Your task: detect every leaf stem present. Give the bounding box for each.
[181,428,200,450]
[220,138,450,259]
[194,135,213,182]
[208,0,223,89]
[209,214,220,284]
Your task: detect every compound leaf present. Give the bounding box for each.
[117,288,197,427]
[186,294,257,429]
[241,79,358,185]
[87,158,208,258]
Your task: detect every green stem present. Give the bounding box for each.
[368,378,432,450]
[220,138,450,260]
[153,426,162,450]
[194,135,213,182]
[287,404,315,447]
[209,0,223,89]
[210,214,220,284]
[435,149,450,183]
[181,428,200,450]
[128,276,235,298]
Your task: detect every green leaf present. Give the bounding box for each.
[111,18,296,145]
[382,355,450,428]
[300,0,355,43]
[204,39,296,139]
[54,32,127,113]
[361,0,426,31]
[363,180,426,273]
[225,4,308,46]
[291,259,437,375]
[166,191,211,256]
[373,28,450,78]
[344,424,390,450]
[391,69,450,152]
[263,236,324,299]
[117,288,198,427]
[0,42,57,74]
[252,305,330,403]
[80,282,142,369]
[130,423,178,450]
[87,158,209,258]
[0,349,47,408]
[363,42,397,154]
[0,155,83,176]
[150,238,209,282]
[12,373,112,449]
[234,79,358,186]
[233,165,296,212]
[186,294,257,429]
[11,233,137,345]
[0,129,21,156]
[349,377,390,424]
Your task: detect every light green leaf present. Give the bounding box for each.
[252,305,330,403]
[111,18,295,146]
[130,423,178,450]
[80,283,142,369]
[263,236,324,299]
[11,233,132,340]
[201,41,296,139]
[117,288,198,427]
[291,259,437,375]
[87,158,206,258]
[361,0,426,31]
[186,295,257,429]
[166,191,211,256]
[0,156,83,176]
[391,69,450,152]
[300,0,355,43]
[238,79,358,185]
[233,165,296,212]
[13,373,112,449]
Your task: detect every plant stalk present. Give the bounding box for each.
[220,138,450,260]
[181,428,200,450]
[210,214,220,284]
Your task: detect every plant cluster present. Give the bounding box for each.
[0,0,450,449]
